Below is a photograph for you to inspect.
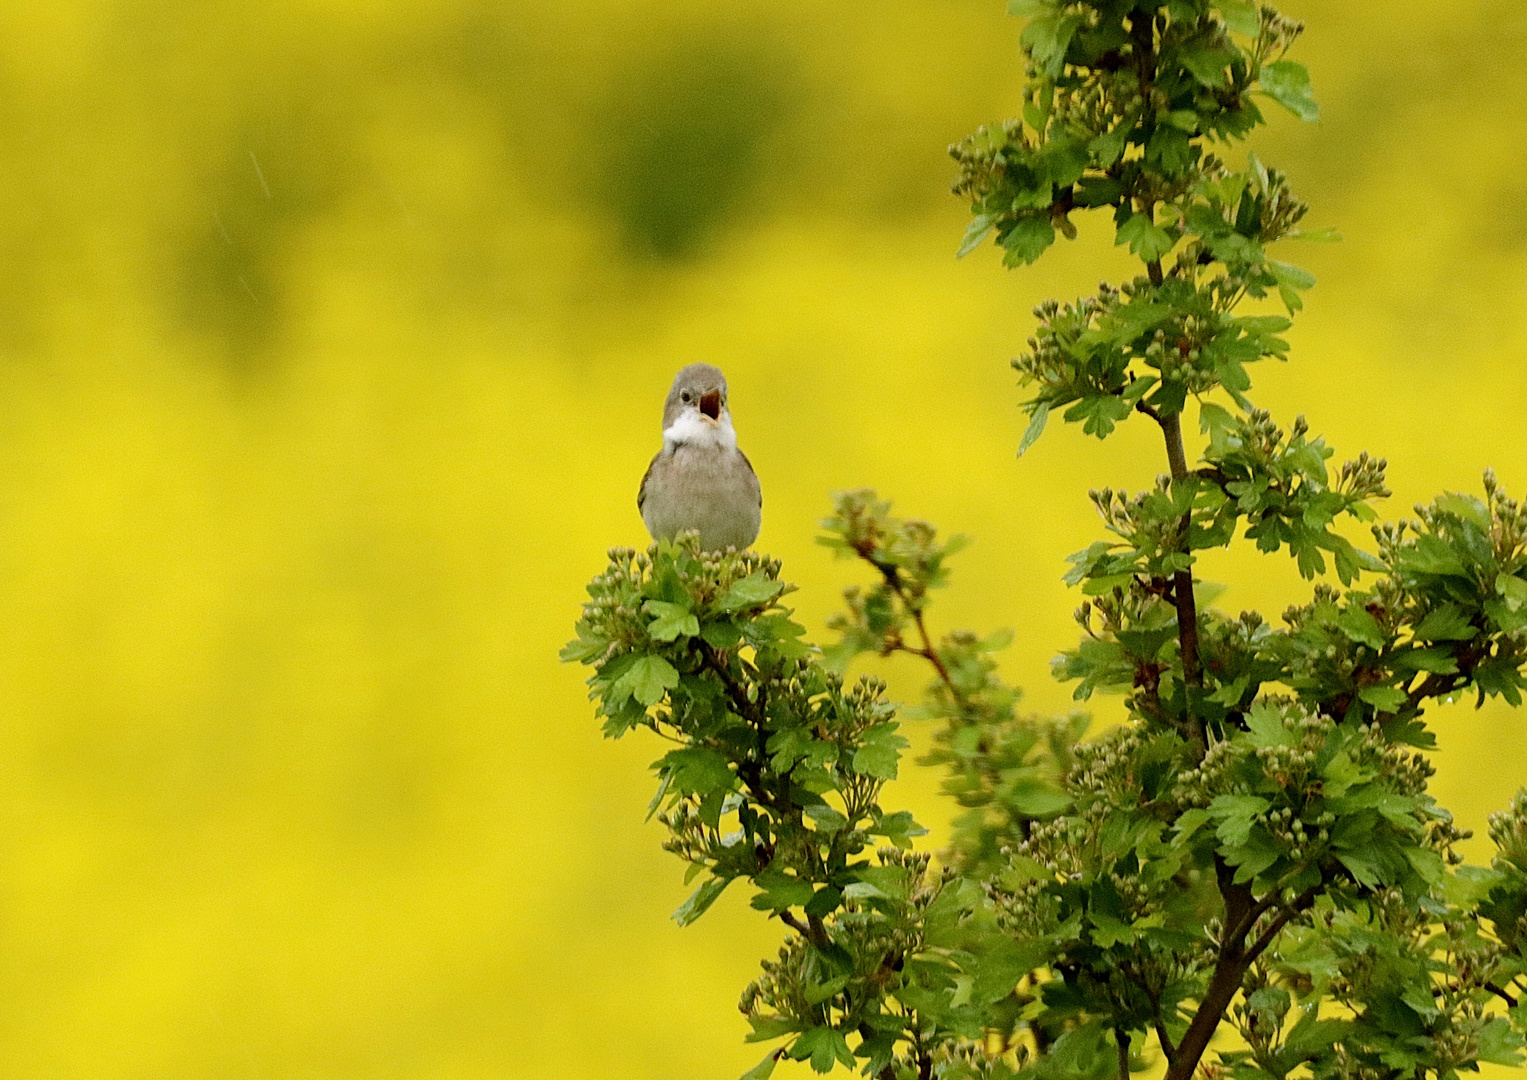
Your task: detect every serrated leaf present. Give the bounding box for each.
[1436,492,1492,530]
[1260,60,1318,121]
[1181,46,1232,88]
[791,1026,855,1073]
[853,723,908,780]
[613,654,680,706]
[867,809,927,847]
[1245,704,1296,746]
[746,1017,804,1042]
[1268,259,1316,290]
[1003,215,1057,266]
[1006,778,1073,816]
[645,599,699,641]
[1412,603,1475,641]
[715,572,785,612]
[958,213,996,258]
[1399,535,1467,577]
[559,633,607,663]
[1018,401,1050,456]
[1478,1018,1525,1066]
[1089,122,1130,168]
[673,876,733,926]
[803,803,849,832]
[740,1050,780,1080]
[662,745,734,795]
[1336,606,1384,649]
[751,869,816,912]
[1022,12,1083,78]
[1116,212,1175,261]
[1359,685,1407,713]
[1218,0,1260,36]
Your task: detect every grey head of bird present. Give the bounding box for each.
[662,362,730,434]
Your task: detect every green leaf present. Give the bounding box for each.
[1336,607,1384,650]
[1478,1018,1525,1067]
[740,1050,780,1080]
[801,974,850,1005]
[1062,393,1134,439]
[715,572,786,612]
[1412,603,1475,641]
[853,723,909,780]
[1006,778,1073,816]
[613,654,680,706]
[1290,226,1341,242]
[1088,122,1130,168]
[1400,535,1467,577]
[751,869,816,912]
[1436,491,1492,530]
[803,803,849,832]
[1259,60,1319,121]
[1181,46,1232,88]
[1210,793,1270,847]
[1245,704,1296,747]
[958,213,996,258]
[645,599,699,642]
[1359,685,1407,713]
[867,809,928,848]
[700,618,743,650]
[1116,212,1175,262]
[1022,12,1083,78]
[1003,215,1057,266]
[791,1026,855,1073]
[1217,0,1260,36]
[746,1016,804,1042]
[1018,401,1050,456]
[662,746,734,795]
[1268,259,1316,291]
[673,876,733,926]
[1392,645,1459,675]
[559,633,607,663]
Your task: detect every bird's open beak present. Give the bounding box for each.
[699,390,722,421]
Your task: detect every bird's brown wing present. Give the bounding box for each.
[738,449,762,511]
[637,449,664,514]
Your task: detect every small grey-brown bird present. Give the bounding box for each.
[637,363,761,552]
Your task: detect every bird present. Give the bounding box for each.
[638,363,762,552]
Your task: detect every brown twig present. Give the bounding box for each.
[1486,981,1519,1009]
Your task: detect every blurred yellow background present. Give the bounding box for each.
[0,0,1524,1076]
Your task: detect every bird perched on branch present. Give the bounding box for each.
[638,363,761,552]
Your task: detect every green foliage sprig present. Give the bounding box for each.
[568,3,1527,1079]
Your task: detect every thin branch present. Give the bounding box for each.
[1153,1009,1178,1063]
[878,563,962,700]
[1225,882,1284,946]
[1157,409,1205,751]
[779,910,830,950]
[1485,981,1517,1009]
[1246,887,1320,965]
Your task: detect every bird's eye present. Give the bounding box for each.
[680,390,692,403]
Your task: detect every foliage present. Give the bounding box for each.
[567,3,1527,1079]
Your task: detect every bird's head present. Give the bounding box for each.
[663,363,730,431]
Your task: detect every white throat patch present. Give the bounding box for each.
[663,407,737,453]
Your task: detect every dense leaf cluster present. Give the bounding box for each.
[567,3,1527,1079]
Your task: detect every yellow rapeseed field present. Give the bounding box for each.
[0,0,1523,1076]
